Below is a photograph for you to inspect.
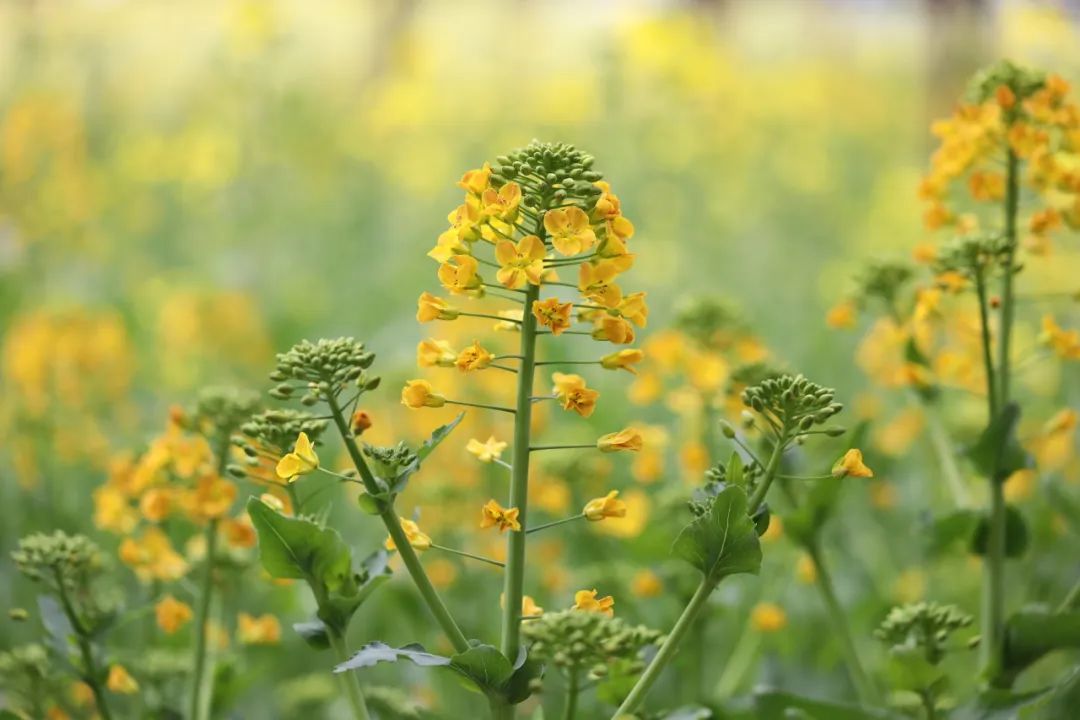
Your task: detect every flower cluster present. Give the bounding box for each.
[875,601,974,665]
[521,608,663,680]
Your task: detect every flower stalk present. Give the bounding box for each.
[328,631,372,720]
[55,568,114,720]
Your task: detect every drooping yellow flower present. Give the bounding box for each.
[456,340,494,372]
[597,428,644,453]
[552,372,599,417]
[438,255,481,295]
[592,315,635,345]
[573,588,614,617]
[237,613,282,645]
[385,519,432,552]
[596,232,635,271]
[481,182,522,222]
[466,436,508,463]
[617,292,648,328]
[275,432,319,481]
[600,348,644,374]
[401,380,446,409]
[544,206,596,256]
[480,499,521,533]
[578,261,623,308]
[1041,315,1080,359]
[416,292,458,323]
[631,569,663,598]
[831,448,874,478]
[106,665,139,694]
[495,235,546,289]
[751,603,788,633]
[532,298,573,336]
[155,595,193,634]
[417,339,457,368]
[458,162,492,195]
[583,490,627,521]
[592,181,622,220]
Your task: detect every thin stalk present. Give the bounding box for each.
[55,570,113,720]
[806,541,876,704]
[747,436,787,512]
[430,543,505,568]
[329,631,372,720]
[713,620,761,697]
[500,279,540,669]
[1057,577,1080,613]
[974,269,998,418]
[923,402,972,508]
[529,444,594,452]
[562,670,580,720]
[446,399,516,414]
[982,147,1019,683]
[525,514,585,534]
[326,394,470,653]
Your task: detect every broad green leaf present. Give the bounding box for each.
[292,619,331,650]
[246,497,354,594]
[503,646,544,704]
[967,403,1031,482]
[449,643,514,694]
[672,484,762,581]
[971,506,1029,559]
[334,642,450,673]
[1003,609,1080,676]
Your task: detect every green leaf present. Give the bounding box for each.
[953,667,1080,719]
[334,642,451,673]
[672,484,762,581]
[967,403,1031,482]
[1002,609,1080,677]
[924,509,980,557]
[503,647,544,705]
[449,643,515,694]
[416,412,465,463]
[753,688,898,720]
[357,491,383,515]
[246,497,354,593]
[293,619,331,650]
[971,506,1029,559]
[320,549,392,632]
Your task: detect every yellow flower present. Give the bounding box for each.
[597,428,644,453]
[401,380,446,409]
[139,488,173,523]
[826,301,857,329]
[583,490,627,521]
[592,315,635,345]
[597,231,635,271]
[155,595,193,634]
[551,372,599,417]
[760,516,783,542]
[438,255,481,295]
[385,519,432,552]
[259,493,286,513]
[578,261,623,308]
[600,348,644,373]
[631,569,663,598]
[494,308,524,332]
[275,432,319,481]
[185,473,238,521]
[968,170,1005,201]
[466,436,507,463]
[831,448,874,478]
[119,527,189,582]
[351,410,372,436]
[456,340,494,372]
[532,298,573,336]
[495,235,546,289]
[417,339,457,368]
[592,181,622,220]
[796,553,818,584]
[481,181,522,221]
[237,613,282,645]
[458,162,492,195]
[522,595,544,617]
[573,588,614,617]
[106,665,138,694]
[544,206,596,256]
[416,292,458,323]
[1041,315,1080,359]
[751,603,787,633]
[617,292,648,327]
[480,499,521,533]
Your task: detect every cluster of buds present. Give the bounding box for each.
[270,338,380,406]
[932,232,1012,281]
[181,386,261,442]
[232,409,330,481]
[492,141,605,210]
[875,601,974,665]
[854,260,915,312]
[12,531,104,588]
[741,374,843,435]
[521,608,663,680]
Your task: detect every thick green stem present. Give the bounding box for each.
[807,541,876,704]
[329,631,372,720]
[982,148,1019,683]
[920,689,938,720]
[55,570,113,720]
[327,393,470,654]
[613,578,714,717]
[562,670,580,720]
[501,281,540,667]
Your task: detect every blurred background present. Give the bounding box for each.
[2,0,1080,717]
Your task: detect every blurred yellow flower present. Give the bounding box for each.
[385,519,432,552]
[631,569,663,598]
[155,595,193,634]
[573,588,614,617]
[1041,315,1080,359]
[466,436,507,463]
[751,603,787,633]
[237,613,282,645]
[600,348,644,373]
[417,339,457,368]
[275,432,319,481]
[597,428,644,453]
[106,665,138,694]
[796,554,818,584]
[826,301,857,329]
[832,449,873,478]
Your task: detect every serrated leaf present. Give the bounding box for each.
[672,484,762,581]
[334,642,450,673]
[449,643,515,694]
[246,497,354,593]
[971,506,1029,559]
[293,619,331,650]
[967,403,1031,483]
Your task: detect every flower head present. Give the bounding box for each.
[533,298,573,336]
[438,255,482,295]
[106,665,139,694]
[573,588,615,617]
[481,181,522,222]
[275,432,319,481]
[495,235,546,289]
[456,340,494,372]
[597,428,644,453]
[467,436,507,463]
[551,372,599,417]
[480,499,521,533]
[401,380,446,409]
[583,490,627,521]
[417,292,458,323]
[751,603,788,633]
[592,315,635,345]
[385,519,431,552]
[544,206,597,256]
[600,348,644,374]
[155,595,193,634]
[832,448,874,478]
[578,261,623,308]
[458,162,492,195]
[237,613,282,645]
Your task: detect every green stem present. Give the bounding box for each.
[55,569,113,720]
[430,543,505,568]
[525,514,585,534]
[983,147,1019,684]
[612,578,714,717]
[920,689,938,720]
[326,394,470,654]
[974,269,998,418]
[562,670,580,720]
[329,631,372,720]
[501,280,540,673]
[806,541,876,704]
[1057,577,1080,613]
[446,399,517,414]
[923,401,972,508]
[713,620,761,697]
[529,444,594,452]
[188,518,219,720]
[747,436,787,512]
